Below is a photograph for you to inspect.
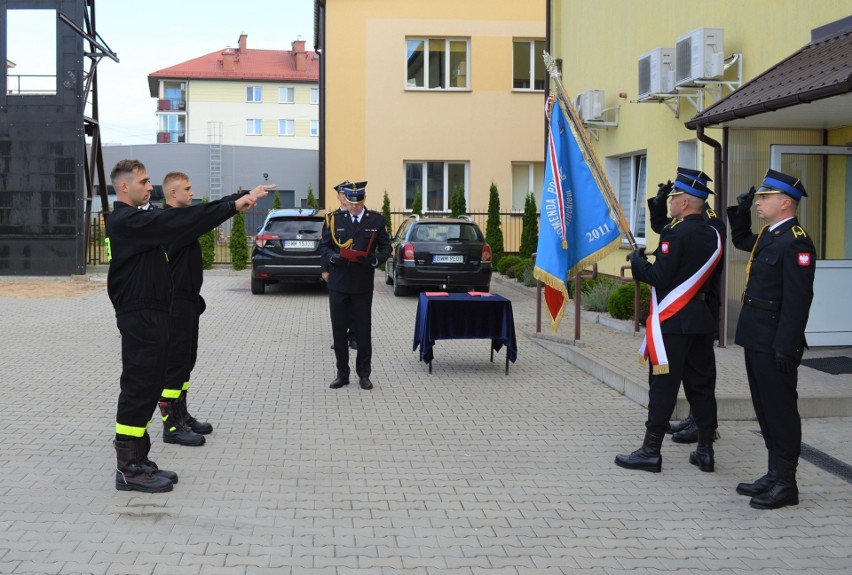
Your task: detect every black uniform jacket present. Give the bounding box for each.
[648,198,727,327]
[630,213,720,335]
[319,208,392,294]
[105,200,238,315]
[164,191,246,307]
[727,208,816,358]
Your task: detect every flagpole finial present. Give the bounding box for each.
[543,51,561,81]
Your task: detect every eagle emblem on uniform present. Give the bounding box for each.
[798,253,811,266]
[660,242,670,254]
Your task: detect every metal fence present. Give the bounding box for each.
[87,210,528,266]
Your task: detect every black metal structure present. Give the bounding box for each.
[0,0,116,275]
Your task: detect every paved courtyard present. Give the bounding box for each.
[1,268,850,574]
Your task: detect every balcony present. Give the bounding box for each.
[156,99,186,111]
[156,131,186,144]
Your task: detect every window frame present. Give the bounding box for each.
[309,120,319,137]
[511,161,545,212]
[278,87,295,104]
[246,119,262,136]
[404,161,469,212]
[246,86,263,102]
[310,87,319,104]
[405,37,470,91]
[278,119,295,136]
[512,39,546,91]
[614,153,647,245]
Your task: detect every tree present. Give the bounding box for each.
[450,184,466,218]
[381,190,392,233]
[230,211,248,271]
[518,193,539,259]
[306,185,318,209]
[411,186,423,216]
[272,190,281,210]
[485,181,504,264]
[198,197,216,269]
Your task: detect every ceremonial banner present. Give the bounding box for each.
[533,98,623,330]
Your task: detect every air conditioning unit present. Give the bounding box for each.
[575,89,604,122]
[675,27,725,87]
[637,48,675,100]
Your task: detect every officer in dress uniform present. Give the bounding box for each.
[615,173,723,474]
[727,169,816,510]
[648,167,727,444]
[319,181,392,390]
[322,182,357,351]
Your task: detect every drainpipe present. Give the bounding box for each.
[695,124,727,347]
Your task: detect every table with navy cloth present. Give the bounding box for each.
[412,292,517,373]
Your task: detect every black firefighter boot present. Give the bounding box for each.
[614,430,665,473]
[736,452,777,496]
[159,400,205,446]
[671,415,698,444]
[750,457,799,510]
[178,391,213,435]
[688,429,715,472]
[114,438,174,493]
[667,409,694,435]
[140,433,178,484]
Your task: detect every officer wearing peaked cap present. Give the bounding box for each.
[647,167,727,444]
[616,172,723,475]
[319,180,392,391]
[727,169,816,510]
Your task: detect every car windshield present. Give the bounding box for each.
[265,219,323,235]
[414,224,477,242]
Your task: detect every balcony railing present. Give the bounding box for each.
[156,131,186,143]
[156,99,186,111]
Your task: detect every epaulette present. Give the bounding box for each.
[790,225,808,239]
[705,208,718,219]
[669,218,683,229]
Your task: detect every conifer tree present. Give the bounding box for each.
[381,190,392,233]
[519,193,539,259]
[411,186,423,216]
[272,190,281,210]
[485,181,504,264]
[230,211,248,271]
[198,197,216,269]
[455,184,467,216]
[306,185,318,209]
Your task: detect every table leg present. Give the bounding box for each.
[505,354,509,375]
[428,361,432,374]
[490,347,494,363]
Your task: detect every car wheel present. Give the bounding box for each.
[392,269,407,296]
[385,261,393,285]
[251,277,265,295]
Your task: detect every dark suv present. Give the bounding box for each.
[250,208,326,294]
[385,215,492,296]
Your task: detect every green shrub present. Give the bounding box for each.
[229,211,248,271]
[581,277,618,312]
[607,282,651,323]
[496,255,523,275]
[272,191,281,210]
[485,182,504,265]
[520,263,538,287]
[518,193,538,259]
[305,185,318,209]
[514,258,533,283]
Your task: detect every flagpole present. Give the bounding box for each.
[542,51,638,251]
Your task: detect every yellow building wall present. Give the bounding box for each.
[551,0,851,276]
[825,126,852,259]
[324,0,545,212]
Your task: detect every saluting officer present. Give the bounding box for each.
[615,173,723,474]
[648,167,727,444]
[319,181,392,390]
[727,169,816,510]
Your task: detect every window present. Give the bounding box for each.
[617,154,647,242]
[404,161,468,211]
[246,119,262,135]
[247,86,262,102]
[158,115,186,143]
[279,119,295,136]
[310,87,319,104]
[513,40,546,90]
[511,162,545,211]
[406,38,469,90]
[279,87,295,103]
[310,120,319,137]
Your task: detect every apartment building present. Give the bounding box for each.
[148,34,319,149]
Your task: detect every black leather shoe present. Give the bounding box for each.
[359,377,373,390]
[349,339,358,350]
[329,376,349,389]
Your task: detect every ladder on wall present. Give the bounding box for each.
[208,121,223,201]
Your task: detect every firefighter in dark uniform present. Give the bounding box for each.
[105,159,268,493]
[157,172,269,447]
[727,169,816,510]
[319,180,392,390]
[322,183,357,351]
[648,167,727,444]
[615,174,723,474]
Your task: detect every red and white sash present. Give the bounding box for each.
[639,229,722,374]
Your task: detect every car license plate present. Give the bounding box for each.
[433,255,463,263]
[284,240,314,248]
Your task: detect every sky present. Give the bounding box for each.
[6,0,316,145]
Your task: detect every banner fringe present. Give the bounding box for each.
[533,267,570,332]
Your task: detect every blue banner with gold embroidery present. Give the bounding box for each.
[534,98,622,330]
